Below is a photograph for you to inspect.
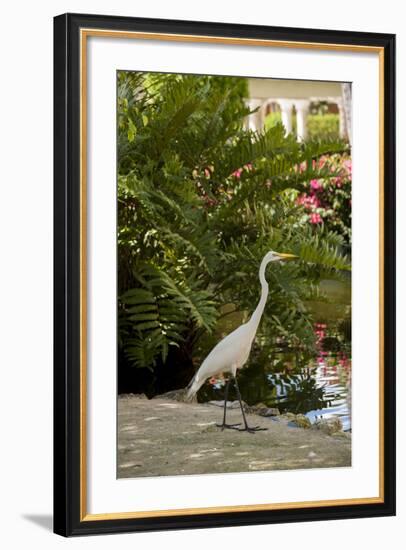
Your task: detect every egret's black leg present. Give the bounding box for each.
[221,378,231,425]
[216,378,241,430]
[233,375,267,433]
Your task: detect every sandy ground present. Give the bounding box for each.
[117,395,351,478]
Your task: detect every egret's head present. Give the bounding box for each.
[263,250,298,263]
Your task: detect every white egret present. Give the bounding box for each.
[186,250,298,433]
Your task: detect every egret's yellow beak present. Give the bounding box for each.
[275,252,298,261]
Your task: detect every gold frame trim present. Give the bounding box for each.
[79,28,385,522]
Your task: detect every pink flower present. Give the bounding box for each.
[204,196,217,208]
[295,162,307,173]
[310,179,321,190]
[297,193,320,209]
[310,213,322,224]
[331,177,343,187]
[343,159,352,175]
[232,163,254,178]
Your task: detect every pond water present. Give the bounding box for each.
[269,361,351,431]
[199,357,351,431]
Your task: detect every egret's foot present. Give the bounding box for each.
[216,422,241,431]
[239,425,268,434]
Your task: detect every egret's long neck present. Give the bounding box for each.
[247,257,269,335]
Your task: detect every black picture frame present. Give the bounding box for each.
[54,12,396,537]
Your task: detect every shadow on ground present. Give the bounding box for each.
[22,514,53,532]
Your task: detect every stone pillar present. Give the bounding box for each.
[337,99,347,139]
[278,100,294,136]
[294,99,310,141]
[341,83,352,146]
[245,98,263,131]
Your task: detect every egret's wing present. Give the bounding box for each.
[197,323,252,378]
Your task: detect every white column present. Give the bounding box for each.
[258,100,268,129]
[245,98,263,132]
[277,100,294,136]
[294,99,310,141]
[337,99,346,139]
[341,83,352,146]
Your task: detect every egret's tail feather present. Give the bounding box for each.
[185,372,205,402]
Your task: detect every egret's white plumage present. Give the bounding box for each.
[186,250,297,401]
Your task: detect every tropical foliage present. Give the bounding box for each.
[117,71,351,394]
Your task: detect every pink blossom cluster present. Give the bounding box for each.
[330,176,343,187]
[231,163,253,179]
[343,158,352,175]
[296,154,352,229]
[297,189,323,224]
[310,213,322,224]
[313,322,351,376]
[337,353,351,370]
[314,323,328,364]
[297,193,320,209]
[314,323,327,344]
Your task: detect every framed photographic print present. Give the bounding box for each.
[53,13,396,536]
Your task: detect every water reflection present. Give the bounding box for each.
[199,356,352,432]
[305,360,351,431]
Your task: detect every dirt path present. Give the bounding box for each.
[118,395,351,478]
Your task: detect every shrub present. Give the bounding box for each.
[296,154,352,243]
[266,112,340,140]
[307,114,340,140]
